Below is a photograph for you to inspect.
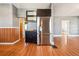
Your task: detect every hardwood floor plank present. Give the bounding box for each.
[0,37,79,56]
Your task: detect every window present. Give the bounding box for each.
[26,11,36,21]
[27,17,36,21]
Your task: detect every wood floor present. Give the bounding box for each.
[0,37,79,56]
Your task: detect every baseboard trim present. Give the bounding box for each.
[0,39,20,45]
[54,35,62,37]
[54,35,79,37]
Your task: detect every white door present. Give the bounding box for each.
[61,20,69,45]
[62,20,69,35]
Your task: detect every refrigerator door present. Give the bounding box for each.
[39,17,50,45]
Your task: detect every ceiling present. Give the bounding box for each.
[13,3,50,10]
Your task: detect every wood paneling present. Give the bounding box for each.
[0,28,19,42]
[0,37,79,56]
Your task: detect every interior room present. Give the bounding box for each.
[0,3,79,56]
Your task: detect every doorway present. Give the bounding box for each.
[61,20,69,45]
[19,18,25,43]
[62,20,69,35]
[20,18,23,39]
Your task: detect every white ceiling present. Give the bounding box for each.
[13,3,50,10]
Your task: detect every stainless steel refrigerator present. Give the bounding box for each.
[37,17,51,45]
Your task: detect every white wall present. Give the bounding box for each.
[53,16,79,35]
[0,4,13,27]
[17,9,26,17]
[0,4,19,27]
[69,17,79,35]
[51,3,79,36]
[12,5,19,27]
[53,16,61,35]
[54,3,79,16]
[0,20,12,27]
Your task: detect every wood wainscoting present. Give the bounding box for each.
[0,28,19,43]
